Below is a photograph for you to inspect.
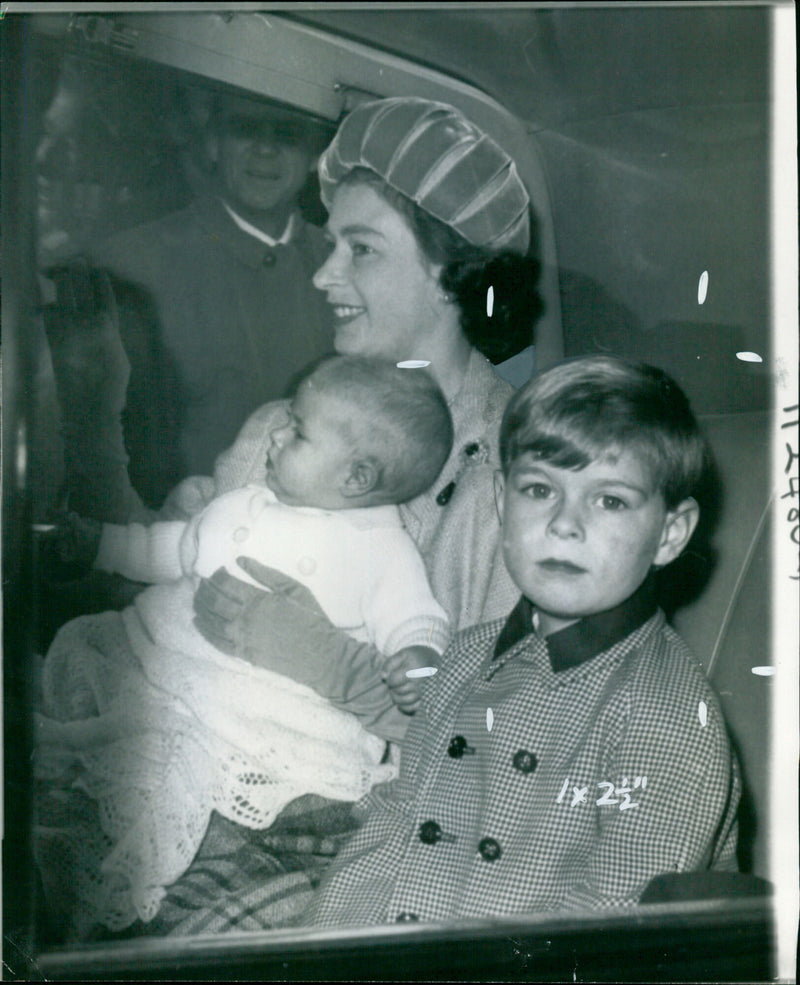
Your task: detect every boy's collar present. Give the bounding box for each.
[493,574,658,672]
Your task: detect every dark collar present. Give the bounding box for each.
[493,574,658,672]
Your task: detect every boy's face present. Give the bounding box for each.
[265,382,359,509]
[497,448,698,636]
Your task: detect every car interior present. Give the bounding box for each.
[2,5,796,982]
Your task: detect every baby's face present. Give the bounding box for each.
[498,448,684,636]
[265,383,357,509]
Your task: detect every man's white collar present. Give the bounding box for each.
[222,201,295,246]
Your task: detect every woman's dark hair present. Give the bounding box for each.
[338,168,544,363]
[440,250,544,363]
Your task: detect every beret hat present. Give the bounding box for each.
[318,97,530,254]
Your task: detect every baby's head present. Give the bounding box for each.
[497,356,707,633]
[266,355,453,510]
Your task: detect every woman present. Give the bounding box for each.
[190,96,543,634]
[38,97,544,939]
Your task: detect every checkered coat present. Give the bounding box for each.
[304,606,741,926]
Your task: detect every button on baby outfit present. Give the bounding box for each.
[297,556,317,576]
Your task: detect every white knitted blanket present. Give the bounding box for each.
[36,581,395,930]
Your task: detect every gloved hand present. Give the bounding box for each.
[193,559,373,673]
[193,559,325,657]
[193,559,410,743]
[382,645,439,715]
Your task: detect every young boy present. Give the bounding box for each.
[35,355,452,931]
[298,354,741,926]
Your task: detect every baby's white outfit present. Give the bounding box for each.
[38,484,449,929]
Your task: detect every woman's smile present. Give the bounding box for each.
[330,304,367,326]
[312,182,445,361]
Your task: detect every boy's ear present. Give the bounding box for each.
[493,470,505,523]
[341,457,381,499]
[653,497,700,568]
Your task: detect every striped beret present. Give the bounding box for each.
[318,98,530,254]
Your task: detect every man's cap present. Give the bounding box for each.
[210,90,333,152]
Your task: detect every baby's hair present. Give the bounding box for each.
[500,355,708,508]
[304,356,454,503]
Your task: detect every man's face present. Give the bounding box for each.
[210,109,316,229]
[35,79,121,260]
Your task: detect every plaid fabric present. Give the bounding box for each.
[305,609,741,927]
[141,826,316,937]
[34,787,358,942]
[137,796,361,937]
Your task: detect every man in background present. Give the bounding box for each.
[42,77,335,516]
[38,76,335,640]
[91,89,336,504]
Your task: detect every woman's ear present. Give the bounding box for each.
[341,457,381,499]
[493,470,505,524]
[653,497,700,568]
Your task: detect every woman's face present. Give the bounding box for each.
[313,182,446,361]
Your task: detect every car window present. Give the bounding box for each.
[2,5,795,982]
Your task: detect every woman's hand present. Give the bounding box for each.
[193,559,412,743]
[193,560,327,658]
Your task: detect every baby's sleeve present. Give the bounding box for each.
[361,527,450,658]
[94,518,194,584]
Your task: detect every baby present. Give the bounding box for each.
[35,355,453,932]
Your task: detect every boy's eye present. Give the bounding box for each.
[521,482,553,500]
[598,494,627,511]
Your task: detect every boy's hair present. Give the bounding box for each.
[304,356,454,504]
[499,355,708,508]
